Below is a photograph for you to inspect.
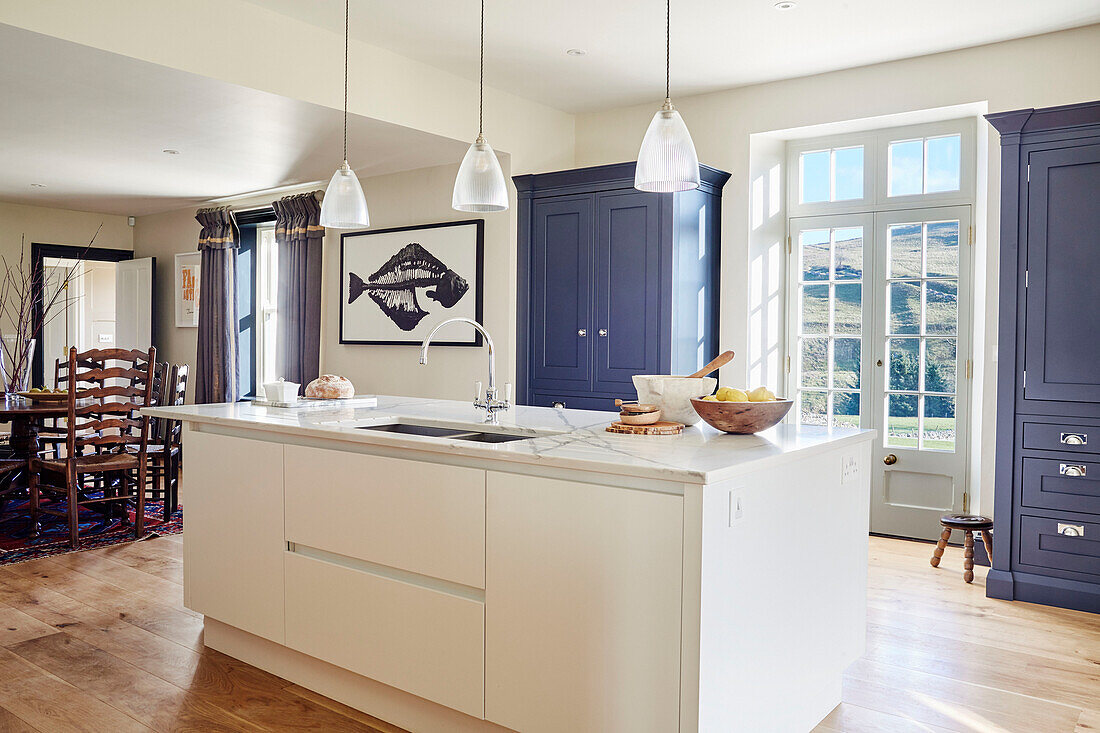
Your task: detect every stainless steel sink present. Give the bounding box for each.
[356,421,534,443]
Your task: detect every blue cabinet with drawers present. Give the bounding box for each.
[986,101,1100,613]
[515,162,729,411]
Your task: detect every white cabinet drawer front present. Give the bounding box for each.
[485,472,683,733]
[284,552,485,718]
[284,445,486,588]
[183,428,285,643]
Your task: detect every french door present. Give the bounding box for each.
[788,206,972,540]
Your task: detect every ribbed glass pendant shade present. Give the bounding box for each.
[320,161,370,228]
[452,135,508,213]
[635,100,701,193]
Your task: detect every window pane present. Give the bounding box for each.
[801,284,829,334]
[925,338,957,394]
[833,147,864,201]
[923,395,956,451]
[832,338,861,389]
[888,281,920,335]
[831,392,860,428]
[800,338,828,388]
[925,135,961,193]
[925,280,958,335]
[925,220,959,278]
[888,139,923,196]
[888,223,922,278]
[833,283,861,334]
[800,230,829,281]
[886,393,919,447]
[799,391,827,426]
[889,338,920,391]
[833,228,863,280]
[800,151,830,203]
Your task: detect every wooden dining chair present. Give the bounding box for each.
[134,363,187,520]
[29,347,156,548]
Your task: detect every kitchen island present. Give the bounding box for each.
[146,396,874,733]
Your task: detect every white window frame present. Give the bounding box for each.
[255,225,279,391]
[787,118,976,218]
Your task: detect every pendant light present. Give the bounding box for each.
[634,0,700,193]
[320,0,370,228]
[452,0,509,213]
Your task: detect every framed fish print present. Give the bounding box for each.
[339,219,484,346]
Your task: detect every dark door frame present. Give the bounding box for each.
[30,242,134,388]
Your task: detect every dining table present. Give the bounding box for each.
[0,394,87,461]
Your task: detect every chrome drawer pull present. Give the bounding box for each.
[1060,432,1087,446]
[1057,523,1085,537]
[1059,464,1087,477]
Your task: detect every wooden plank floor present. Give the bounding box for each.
[0,535,1093,731]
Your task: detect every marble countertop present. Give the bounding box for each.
[145,395,875,485]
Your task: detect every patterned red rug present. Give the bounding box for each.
[0,497,182,565]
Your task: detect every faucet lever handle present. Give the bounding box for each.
[504,383,513,405]
[474,381,484,401]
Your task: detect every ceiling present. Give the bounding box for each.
[0,24,467,216]
[245,0,1100,113]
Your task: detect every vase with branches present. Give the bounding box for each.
[0,228,99,394]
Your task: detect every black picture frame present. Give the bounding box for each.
[339,219,484,346]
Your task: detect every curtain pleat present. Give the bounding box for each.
[273,192,325,386]
[194,206,240,404]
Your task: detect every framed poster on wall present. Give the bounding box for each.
[174,252,201,327]
[339,219,484,346]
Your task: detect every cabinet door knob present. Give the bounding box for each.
[552,401,565,409]
[598,328,608,337]
[1061,432,1087,446]
[1060,463,1087,477]
[577,329,587,337]
[883,454,898,465]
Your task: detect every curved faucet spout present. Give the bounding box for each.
[419,318,499,404]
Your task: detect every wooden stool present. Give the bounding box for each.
[930,514,993,583]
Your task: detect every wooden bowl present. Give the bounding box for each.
[690,398,794,434]
[618,409,661,425]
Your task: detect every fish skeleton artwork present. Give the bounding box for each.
[347,242,469,331]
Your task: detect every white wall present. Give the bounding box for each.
[134,161,514,402]
[0,200,132,259]
[574,23,1100,518]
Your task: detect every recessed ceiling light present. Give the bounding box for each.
[566,48,587,57]
[162,149,180,155]
[29,183,46,188]
[774,1,797,9]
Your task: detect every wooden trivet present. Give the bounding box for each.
[606,420,684,435]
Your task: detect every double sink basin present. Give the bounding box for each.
[357,421,534,444]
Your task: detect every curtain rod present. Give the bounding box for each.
[203,180,326,207]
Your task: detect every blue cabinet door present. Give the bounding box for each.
[530,196,593,390]
[593,192,662,393]
[1023,143,1100,405]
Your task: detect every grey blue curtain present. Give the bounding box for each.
[195,206,240,404]
[273,192,324,386]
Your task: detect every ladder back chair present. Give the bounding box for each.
[137,362,187,520]
[30,347,156,548]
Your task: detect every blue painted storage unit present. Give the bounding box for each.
[986,101,1100,613]
[514,162,730,411]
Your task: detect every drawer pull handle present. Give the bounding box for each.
[1060,464,1087,477]
[1057,523,1085,537]
[1060,432,1087,446]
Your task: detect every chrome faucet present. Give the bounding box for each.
[419,318,511,423]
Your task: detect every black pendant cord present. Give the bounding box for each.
[479,0,485,136]
[343,0,349,163]
[665,0,670,100]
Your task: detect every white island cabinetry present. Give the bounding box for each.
[154,396,874,733]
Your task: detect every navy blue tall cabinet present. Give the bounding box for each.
[986,101,1100,613]
[515,162,729,411]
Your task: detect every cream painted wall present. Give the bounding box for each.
[134,162,513,402]
[0,200,133,259]
[574,24,1100,518]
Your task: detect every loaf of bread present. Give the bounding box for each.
[304,374,354,399]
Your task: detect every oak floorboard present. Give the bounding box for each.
[816,702,957,732]
[0,645,152,732]
[46,552,192,609]
[93,541,184,585]
[284,684,407,733]
[7,633,264,732]
[0,706,41,733]
[1078,709,1100,732]
[0,605,64,648]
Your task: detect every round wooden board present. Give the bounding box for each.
[606,420,684,435]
